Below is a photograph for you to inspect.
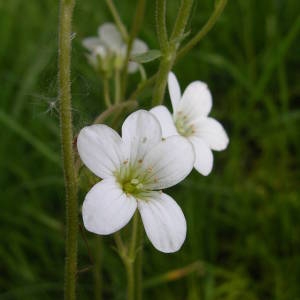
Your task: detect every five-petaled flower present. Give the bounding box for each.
[77,110,195,253]
[151,72,229,176]
[82,23,148,75]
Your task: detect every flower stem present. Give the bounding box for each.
[152,53,175,106]
[156,0,168,51]
[114,70,121,104]
[105,0,128,40]
[122,0,146,99]
[103,78,112,107]
[152,0,193,106]
[176,0,228,61]
[170,0,193,42]
[126,212,139,300]
[93,237,103,300]
[135,222,143,300]
[58,0,78,299]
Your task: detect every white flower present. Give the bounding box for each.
[150,72,229,176]
[82,23,148,74]
[77,110,195,253]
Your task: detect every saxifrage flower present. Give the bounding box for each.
[151,72,229,176]
[77,110,195,253]
[82,23,148,74]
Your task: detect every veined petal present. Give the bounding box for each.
[168,72,181,111]
[142,135,194,190]
[138,192,186,253]
[82,37,101,51]
[82,179,137,235]
[150,105,178,138]
[189,136,213,176]
[194,117,229,151]
[131,39,148,55]
[122,110,162,163]
[176,81,212,120]
[77,124,126,179]
[98,23,123,52]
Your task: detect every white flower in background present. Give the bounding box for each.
[77,110,195,253]
[82,23,148,74]
[151,72,229,176]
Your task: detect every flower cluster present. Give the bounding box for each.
[80,24,228,253]
[82,23,148,77]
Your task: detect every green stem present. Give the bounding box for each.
[170,0,193,42]
[115,70,121,104]
[93,237,103,300]
[156,0,168,51]
[105,0,128,40]
[122,0,146,99]
[152,0,193,106]
[176,0,228,61]
[135,219,143,300]
[58,0,78,299]
[103,78,112,107]
[152,53,175,106]
[126,212,139,300]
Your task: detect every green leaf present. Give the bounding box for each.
[131,50,161,63]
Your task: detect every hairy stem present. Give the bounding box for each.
[115,70,121,103]
[152,0,193,105]
[135,218,143,300]
[176,0,228,61]
[105,0,128,40]
[156,0,168,51]
[58,0,78,299]
[103,78,112,107]
[122,0,146,98]
[170,0,193,41]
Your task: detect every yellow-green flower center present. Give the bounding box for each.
[174,111,195,137]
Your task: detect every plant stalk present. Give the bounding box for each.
[58,0,78,299]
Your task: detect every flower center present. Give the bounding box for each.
[115,161,150,197]
[122,178,144,195]
[174,111,195,137]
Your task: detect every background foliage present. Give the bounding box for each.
[0,0,299,299]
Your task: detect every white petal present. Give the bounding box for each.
[131,39,148,55]
[142,136,194,189]
[122,110,162,162]
[82,179,137,235]
[194,117,229,151]
[82,37,101,51]
[127,61,139,73]
[168,72,181,111]
[77,124,126,179]
[150,105,178,138]
[98,23,123,51]
[138,192,186,253]
[176,81,212,120]
[189,136,213,176]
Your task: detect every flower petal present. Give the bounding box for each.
[82,37,101,51]
[122,110,162,162]
[131,39,148,55]
[142,135,194,189]
[138,192,186,253]
[98,23,123,52]
[150,105,178,138]
[82,179,137,235]
[194,117,229,151]
[176,81,212,120]
[189,136,213,176]
[127,61,139,73]
[77,124,125,179]
[168,72,181,111]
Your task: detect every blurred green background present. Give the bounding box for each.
[0,0,299,299]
